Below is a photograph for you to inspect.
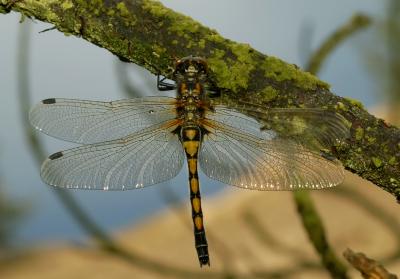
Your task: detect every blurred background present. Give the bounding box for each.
[0,0,399,278]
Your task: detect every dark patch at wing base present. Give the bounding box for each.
[42,98,56,104]
[49,151,63,160]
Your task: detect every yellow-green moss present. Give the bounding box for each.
[142,0,169,17]
[355,127,364,141]
[143,0,200,37]
[107,9,115,16]
[389,157,397,166]
[263,56,329,90]
[61,0,73,10]
[228,43,255,90]
[198,39,205,49]
[367,136,376,144]
[169,19,200,36]
[344,97,364,109]
[208,49,230,87]
[372,157,382,168]
[152,44,166,57]
[206,32,225,44]
[335,101,347,111]
[19,0,61,23]
[259,86,279,101]
[207,43,255,92]
[116,2,136,26]
[116,2,129,17]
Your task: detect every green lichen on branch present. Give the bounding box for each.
[1,0,400,202]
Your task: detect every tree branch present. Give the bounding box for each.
[1,0,399,202]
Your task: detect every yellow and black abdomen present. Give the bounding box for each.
[180,125,210,267]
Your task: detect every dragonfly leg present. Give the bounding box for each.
[157,75,176,91]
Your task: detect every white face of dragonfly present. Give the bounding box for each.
[173,56,208,83]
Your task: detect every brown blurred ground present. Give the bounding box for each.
[0,171,399,279]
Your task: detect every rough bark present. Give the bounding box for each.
[1,0,399,202]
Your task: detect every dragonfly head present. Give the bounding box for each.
[174,56,208,80]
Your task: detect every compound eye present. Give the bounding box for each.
[197,61,207,73]
[175,62,186,75]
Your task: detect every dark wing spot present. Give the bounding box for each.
[49,151,63,160]
[42,98,56,104]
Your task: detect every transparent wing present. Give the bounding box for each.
[199,107,344,190]
[216,101,350,150]
[41,120,184,190]
[29,97,178,144]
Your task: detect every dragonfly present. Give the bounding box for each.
[29,56,349,267]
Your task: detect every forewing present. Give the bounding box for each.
[217,101,350,150]
[199,107,344,190]
[29,97,178,144]
[41,120,184,190]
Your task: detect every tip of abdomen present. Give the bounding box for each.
[199,253,210,267]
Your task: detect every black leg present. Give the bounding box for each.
[205,85,222,98]
[157,75,176,91]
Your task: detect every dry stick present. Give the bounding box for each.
[15,21,239,279]
[343,248,398,279]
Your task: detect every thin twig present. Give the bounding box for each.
[306,14,371,74]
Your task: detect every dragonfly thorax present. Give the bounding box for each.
[177,69,207,124]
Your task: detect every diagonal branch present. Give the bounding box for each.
[1,0,399,202]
